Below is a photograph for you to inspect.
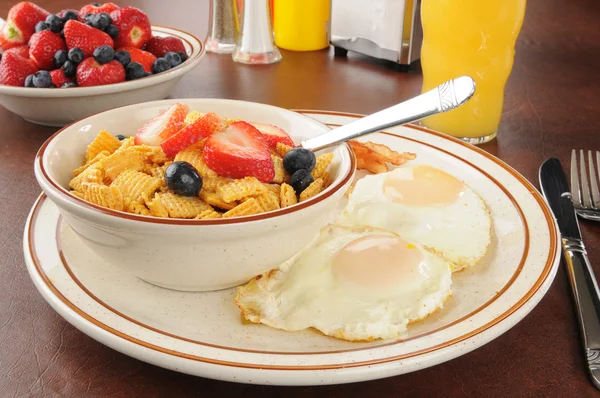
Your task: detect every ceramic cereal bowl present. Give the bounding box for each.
[34,99,355,291]
[0,26,205,127]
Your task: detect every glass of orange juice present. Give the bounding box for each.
[420,0,527,144]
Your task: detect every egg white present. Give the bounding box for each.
[336,166,492,271]
[235,225,453,341]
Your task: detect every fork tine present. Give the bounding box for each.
[580,149,592,207]
[571,149,582,207]
[589,150,600,208]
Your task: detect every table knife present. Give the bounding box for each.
[539,157,600,390]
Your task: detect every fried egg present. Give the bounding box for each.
[235,225,453,341]
[336,165,492,271]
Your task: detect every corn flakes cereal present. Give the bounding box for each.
[133,145,170,164]
[184,111,204,125]
[111,170,162,204]
[101,148,147,182]
[299,178,324,202]
[155,192,213,218]
[115,137,135,152]
[280,183,297,208]
[263,183,281,196]
[216,177,266,203]
[146,161,172,179]
[69,165,104,191]
[146,194,169,218]
[174,143,218,180]
[271,155,288,184]
[311,152,333,179]
[86,129,121,162]
[276,142,293,157]
[194,209,223,219]
[252,191,280,212]
[321,171,331,187]
[202,176,232,193]
[200,190,237,210]
[126,199,152,216]
[73,150,110,177]
[223,198,262,218]
[70,190,84,199]
[80,182,124,211]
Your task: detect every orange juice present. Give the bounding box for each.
[420,0,526,142]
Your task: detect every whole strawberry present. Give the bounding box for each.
[145,36,186,58]
[80,2,120,16]
[0,52,38,86]
[29,30,67,70]
[63,20,114,57]
[117,47,156,72]
[0,2,50,50]
[110,7,151,49]
[76,57,125,87]
[4,45,30,59]
[50,69,74,87]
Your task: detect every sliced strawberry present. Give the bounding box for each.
[63,20,113,57]
[110,7,151,49]
[0,2,50,50]
[144,36,186,58]
[50,69,74,87]
[117,47,156,72]
[249,122,295,148]
[4,45,30,59]
[29,30,66,70]
[80,2,120,16]
[204,122,275,183]
[0,51,38,86]
[160,113,223,157]
[135,103,190,146]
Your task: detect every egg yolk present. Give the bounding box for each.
[332,235,426,287]
[383,165,465,206]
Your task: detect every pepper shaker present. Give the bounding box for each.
[205,0,240,54]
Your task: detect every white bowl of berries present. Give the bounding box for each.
[0,2,205,126]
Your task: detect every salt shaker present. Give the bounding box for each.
[232,0,282,64]
[205,0,239,54]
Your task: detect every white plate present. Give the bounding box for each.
[23,111,561,385]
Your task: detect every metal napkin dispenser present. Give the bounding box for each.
[331,0,422,66]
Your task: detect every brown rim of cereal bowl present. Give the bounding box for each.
[0,25,204,97]
[36,120,356,226]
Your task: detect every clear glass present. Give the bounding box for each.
[420,0,527,144]
[233,0,282,64]
[205,0,240,54]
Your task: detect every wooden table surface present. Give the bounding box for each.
[2,0,600,396]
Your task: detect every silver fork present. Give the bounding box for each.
[571,149,600,221]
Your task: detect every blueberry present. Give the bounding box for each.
[60,30,65,39]
[85,20,94,26]
[84,13,94,22]
[164,52,181,68]
[62,82,78,88]
[115,134,127,141]
[290,169,314,194]
[105,24,119,39]
[68,48,85,64]
[283,148,316,174]
[176,51,188,62]
[92,2,101,6]
[165,161,203,196]
[45,14,63,33]
[54,50,68,68]
[151,58,171,74]
[125,62,145,81]
[32,71,52,88]
[61,10,79,23]
[92,12,111,30]
[35,21,47,33]
[62,60,77,77]
[48,83,57,88]
[114,50,131,67]
[93,45,114,64]
[24,74,35,87]
[143,71,153,77]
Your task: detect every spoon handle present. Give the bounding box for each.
[300,76,476,152]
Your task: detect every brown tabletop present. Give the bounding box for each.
[2,0,600,396]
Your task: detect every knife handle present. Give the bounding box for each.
[563,237,600,389]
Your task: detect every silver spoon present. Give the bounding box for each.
[301,76,476,152]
